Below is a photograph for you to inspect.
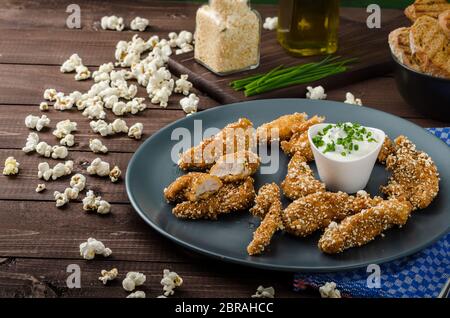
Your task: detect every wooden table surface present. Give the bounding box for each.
[0,0,448,298]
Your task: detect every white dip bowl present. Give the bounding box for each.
[308,123,386,193]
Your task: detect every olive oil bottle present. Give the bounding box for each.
[277,0,340,56]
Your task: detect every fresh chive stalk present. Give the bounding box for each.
[230,56,356,97]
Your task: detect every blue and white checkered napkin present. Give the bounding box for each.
[294,128,450,298]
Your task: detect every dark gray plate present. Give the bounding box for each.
[126,99,450,272]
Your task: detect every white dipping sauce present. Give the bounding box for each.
[312,123,380,161]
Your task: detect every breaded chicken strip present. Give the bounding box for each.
[256,112,307,144]
[380,136,439,210]
[247,183,283,256]
[164,172,223,203]
[249,183,280,218]
[172,177,255,220]
[209,151,260,182]
[283,191,384,237]
[178,118,254,171]
[318,199,412,254]
[280,115,325,158]
[377,136,396,164]
[281,152,325,200]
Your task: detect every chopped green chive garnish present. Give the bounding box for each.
[314,123,377,157]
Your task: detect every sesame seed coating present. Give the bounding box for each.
[281,152,325,200]
[178,118,254,171]
[247,183,282,256]
[283,191,383,237]
[280,115,325,159]
[318,199,412,254]
[381,135,439,210]
[172,177,255,220]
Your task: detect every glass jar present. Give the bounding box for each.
[277,0,340,56]
[194,0,261,76]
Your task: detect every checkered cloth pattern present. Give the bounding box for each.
[294,128,450,298]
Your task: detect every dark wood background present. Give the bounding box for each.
[0,0,447,298]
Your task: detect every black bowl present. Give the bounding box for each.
[393,55,450,121]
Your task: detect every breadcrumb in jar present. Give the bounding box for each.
[194,0,261,75]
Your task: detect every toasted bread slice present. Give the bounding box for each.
[410,16,450,78]
[389,27,421,70]
[405,0,450,22]
[438,10,450,37]
[409,16,447,63]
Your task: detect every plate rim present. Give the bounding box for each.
[125,98,450,272]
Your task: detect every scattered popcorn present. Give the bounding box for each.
[51,145,69,159]
[60,53,82,73]
[69,91,83,104]
[25,114,50,131]
[3,157,19,176]
[263,16,278,30]
[103,95,119,109]
[36,141,53,158]
[87,158,110,177]
[39,102,49,111]
[54,93,75,111]
[38,160,73,181]
[319,282,341,298]
[344,92,362,106]
[306,86,327,100]
[70,173,86,191]
[128,123,143,140]
[173,31,193,49]
[109,165,122,183]
[99,268,118,285]
[43,88,58,101]
[175,43,194,55]
[92,62,114,82]
[160,269,183,297]
[127,291,146,298]
[130,17,149,32]
[79,238,112,260]
[251,286,275,298]
[82,101,106,119]
[97,200,111,214]
[35,183,46,193]
[122,272,146,292]
[37,162,52,180]
[112,101,128,116]
[22,132,39,153]
[126,97,147,114]
[90,119,113,136]
[53,186,79,207]
[101,15,125,31]
[180,93,199,114]
[82,190,97,211]
[53,120,78,139]
[82,190,111,214]
[151,85,172,107]
[114,35,156,68]
[89,138,108,154]
[60,134,75,147]
[74,65,91,81]
[174,75,192,96]
[111,119,129,134]
[54,190,69,207]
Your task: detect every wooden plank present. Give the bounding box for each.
[0,200,187,262]
[0,0,200,32]
[0,149,132,203]
[0,105,185,153]
[0,64,219,110]
[0,272,57,298]
[0,257,300,298]
[168,10,409,104]
[0,5,402,67]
